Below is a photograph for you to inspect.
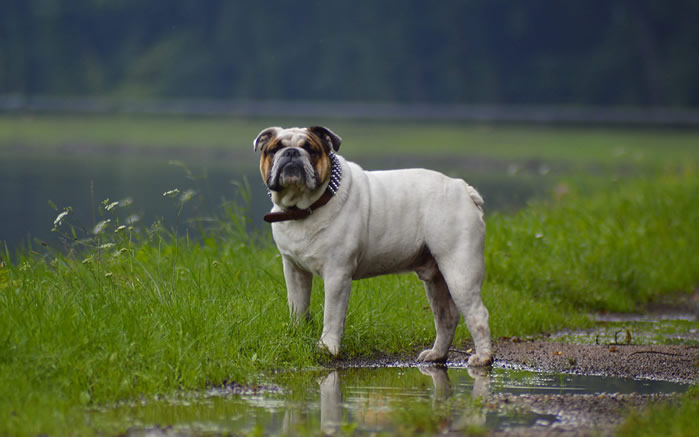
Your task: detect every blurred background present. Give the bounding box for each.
[2,0,699,106]
[1,0,698,250]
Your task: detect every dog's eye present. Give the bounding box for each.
[265,146,281,156]
[303,143,319,156]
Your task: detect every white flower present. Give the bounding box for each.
[179,189,196,203]
[53,211,69,226]
[93,219,112,234]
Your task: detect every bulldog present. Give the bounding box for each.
[253,126,492,366]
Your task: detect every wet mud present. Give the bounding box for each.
[315,341,695,436]
[329,300,698,436]
[337,341,697,384]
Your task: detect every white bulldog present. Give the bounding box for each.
[254,126,492,366]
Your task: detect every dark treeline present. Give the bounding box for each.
[1,0,698,107]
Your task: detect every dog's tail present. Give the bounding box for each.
[466,184,484,216]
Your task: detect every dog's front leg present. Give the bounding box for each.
[282,256,313,320]
[319,271,352,356]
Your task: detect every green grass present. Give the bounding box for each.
[1,114,698,164]
[616,386,699,437]
[0,169,697,435]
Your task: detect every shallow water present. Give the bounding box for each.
[92,366,689,436]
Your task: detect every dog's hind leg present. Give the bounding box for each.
[426,196,492,367]
[439,253,493,367]
[416,265,461,363]
[283,255,313,320]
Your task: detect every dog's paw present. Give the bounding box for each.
[317,339,340,357]
[417,348,447,363]
[467,352,493,367]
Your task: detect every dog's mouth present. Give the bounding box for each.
[280,160,306,182]
[268,158,316,192]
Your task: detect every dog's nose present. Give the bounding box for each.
[283,148,300,158]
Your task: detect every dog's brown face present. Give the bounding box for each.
[253,126,342,193]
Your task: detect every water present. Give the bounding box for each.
[0,148,265,251]
[0,145,559,251]
[90,366,689,436]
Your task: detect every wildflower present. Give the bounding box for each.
[105,201,120,211]
[180,189,196,203]
[93,220,111,234]
[115,225,127,233]
[53,211,69,226]
[163,189,180,198]
[105,272,113,278]
[113,248,128,257]
[99,243,115,249]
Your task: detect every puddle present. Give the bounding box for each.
[90,366,690,436]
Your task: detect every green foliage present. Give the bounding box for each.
[485,173,699,314]
[1,1,698,106]
[616,386,699,437]
[0,173,697,435]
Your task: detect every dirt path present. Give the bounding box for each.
[463,340,696,383]
[339,341,697,383]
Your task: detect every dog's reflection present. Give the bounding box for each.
[284,365,490,435]
[319,370,343,432]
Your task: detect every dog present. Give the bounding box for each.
[253,126,492,366]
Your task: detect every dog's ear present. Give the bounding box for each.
[253,127,282,152]
[309,126,342,153]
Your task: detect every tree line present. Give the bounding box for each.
[1,0,697,107]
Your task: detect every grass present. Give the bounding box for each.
[616,386,699,437]
[0,167,697,435]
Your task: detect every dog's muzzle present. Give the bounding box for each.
[267,149,312,192]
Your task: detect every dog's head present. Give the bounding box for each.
[253,126,342,204]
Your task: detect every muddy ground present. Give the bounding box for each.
[332,292,698,437]
[332,340,696,436]
[339,341,697,383]
[468,340,695,436]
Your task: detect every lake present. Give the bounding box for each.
[1,142,563,252]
